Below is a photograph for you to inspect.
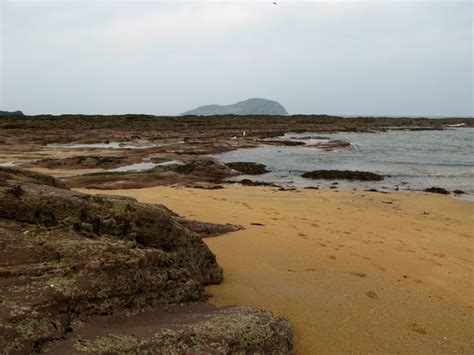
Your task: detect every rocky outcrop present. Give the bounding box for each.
[225,162,270,175]
[0,167,292,353]
[306,139,352,151]
[181,98,289,116]
[302,170,384,181]
[36,156,127,170]
[63,158,237,190]
[43,304,292,354]
[425,187,450,195]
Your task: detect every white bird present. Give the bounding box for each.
[231,136,237,140]
[242,131,246,136]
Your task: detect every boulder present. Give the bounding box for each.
[425,187,450,195]
[225,162,269,175]
[302,170,384,181]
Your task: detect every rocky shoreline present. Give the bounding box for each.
[0,167,292,353]
[0,114,471,191]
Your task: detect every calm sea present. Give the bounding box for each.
[213,127,474,198]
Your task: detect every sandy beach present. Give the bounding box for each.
[81,185,474,354]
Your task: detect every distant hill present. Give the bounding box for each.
[181,98,288,116]
[0,110,24,117]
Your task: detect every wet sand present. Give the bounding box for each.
[80,186,474,354]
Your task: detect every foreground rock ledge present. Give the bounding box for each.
[0,167,293,354]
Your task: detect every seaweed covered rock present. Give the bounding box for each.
[0,167,292,353]
[36,156,126,169]
[425,187,450,195]
[225,162,269,175]
[301,170,384,181]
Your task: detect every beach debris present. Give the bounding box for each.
[424,187,449,195]
[231,179,281,187]
[350,272,367,278]
[366,291,378,299]
[364,188,389,194]
[409,322,428,335]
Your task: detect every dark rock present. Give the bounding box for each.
[6,185,25,197]
[225,162,269,175]
[278,187,297,191]
[262,140,306,146]
[238,179,279,187]
[453,189,466,195]
[192,184,224,190]
[425,187,450,195]
[175,163,195,174]
[364,188,389,194]
[302,170,384,181]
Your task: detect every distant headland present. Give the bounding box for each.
[181,98,288,116]
[0,110,24,117]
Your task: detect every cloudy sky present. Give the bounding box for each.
[0,0,472,116]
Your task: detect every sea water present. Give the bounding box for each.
[213,127,474,196]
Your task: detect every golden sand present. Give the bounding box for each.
[80,186,474,354]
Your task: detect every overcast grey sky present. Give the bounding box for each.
[0,0,472,116]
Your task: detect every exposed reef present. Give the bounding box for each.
[0,114,471,193]
[225,162,270,175]
[302,170,384,181]
[0,167,292,353]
